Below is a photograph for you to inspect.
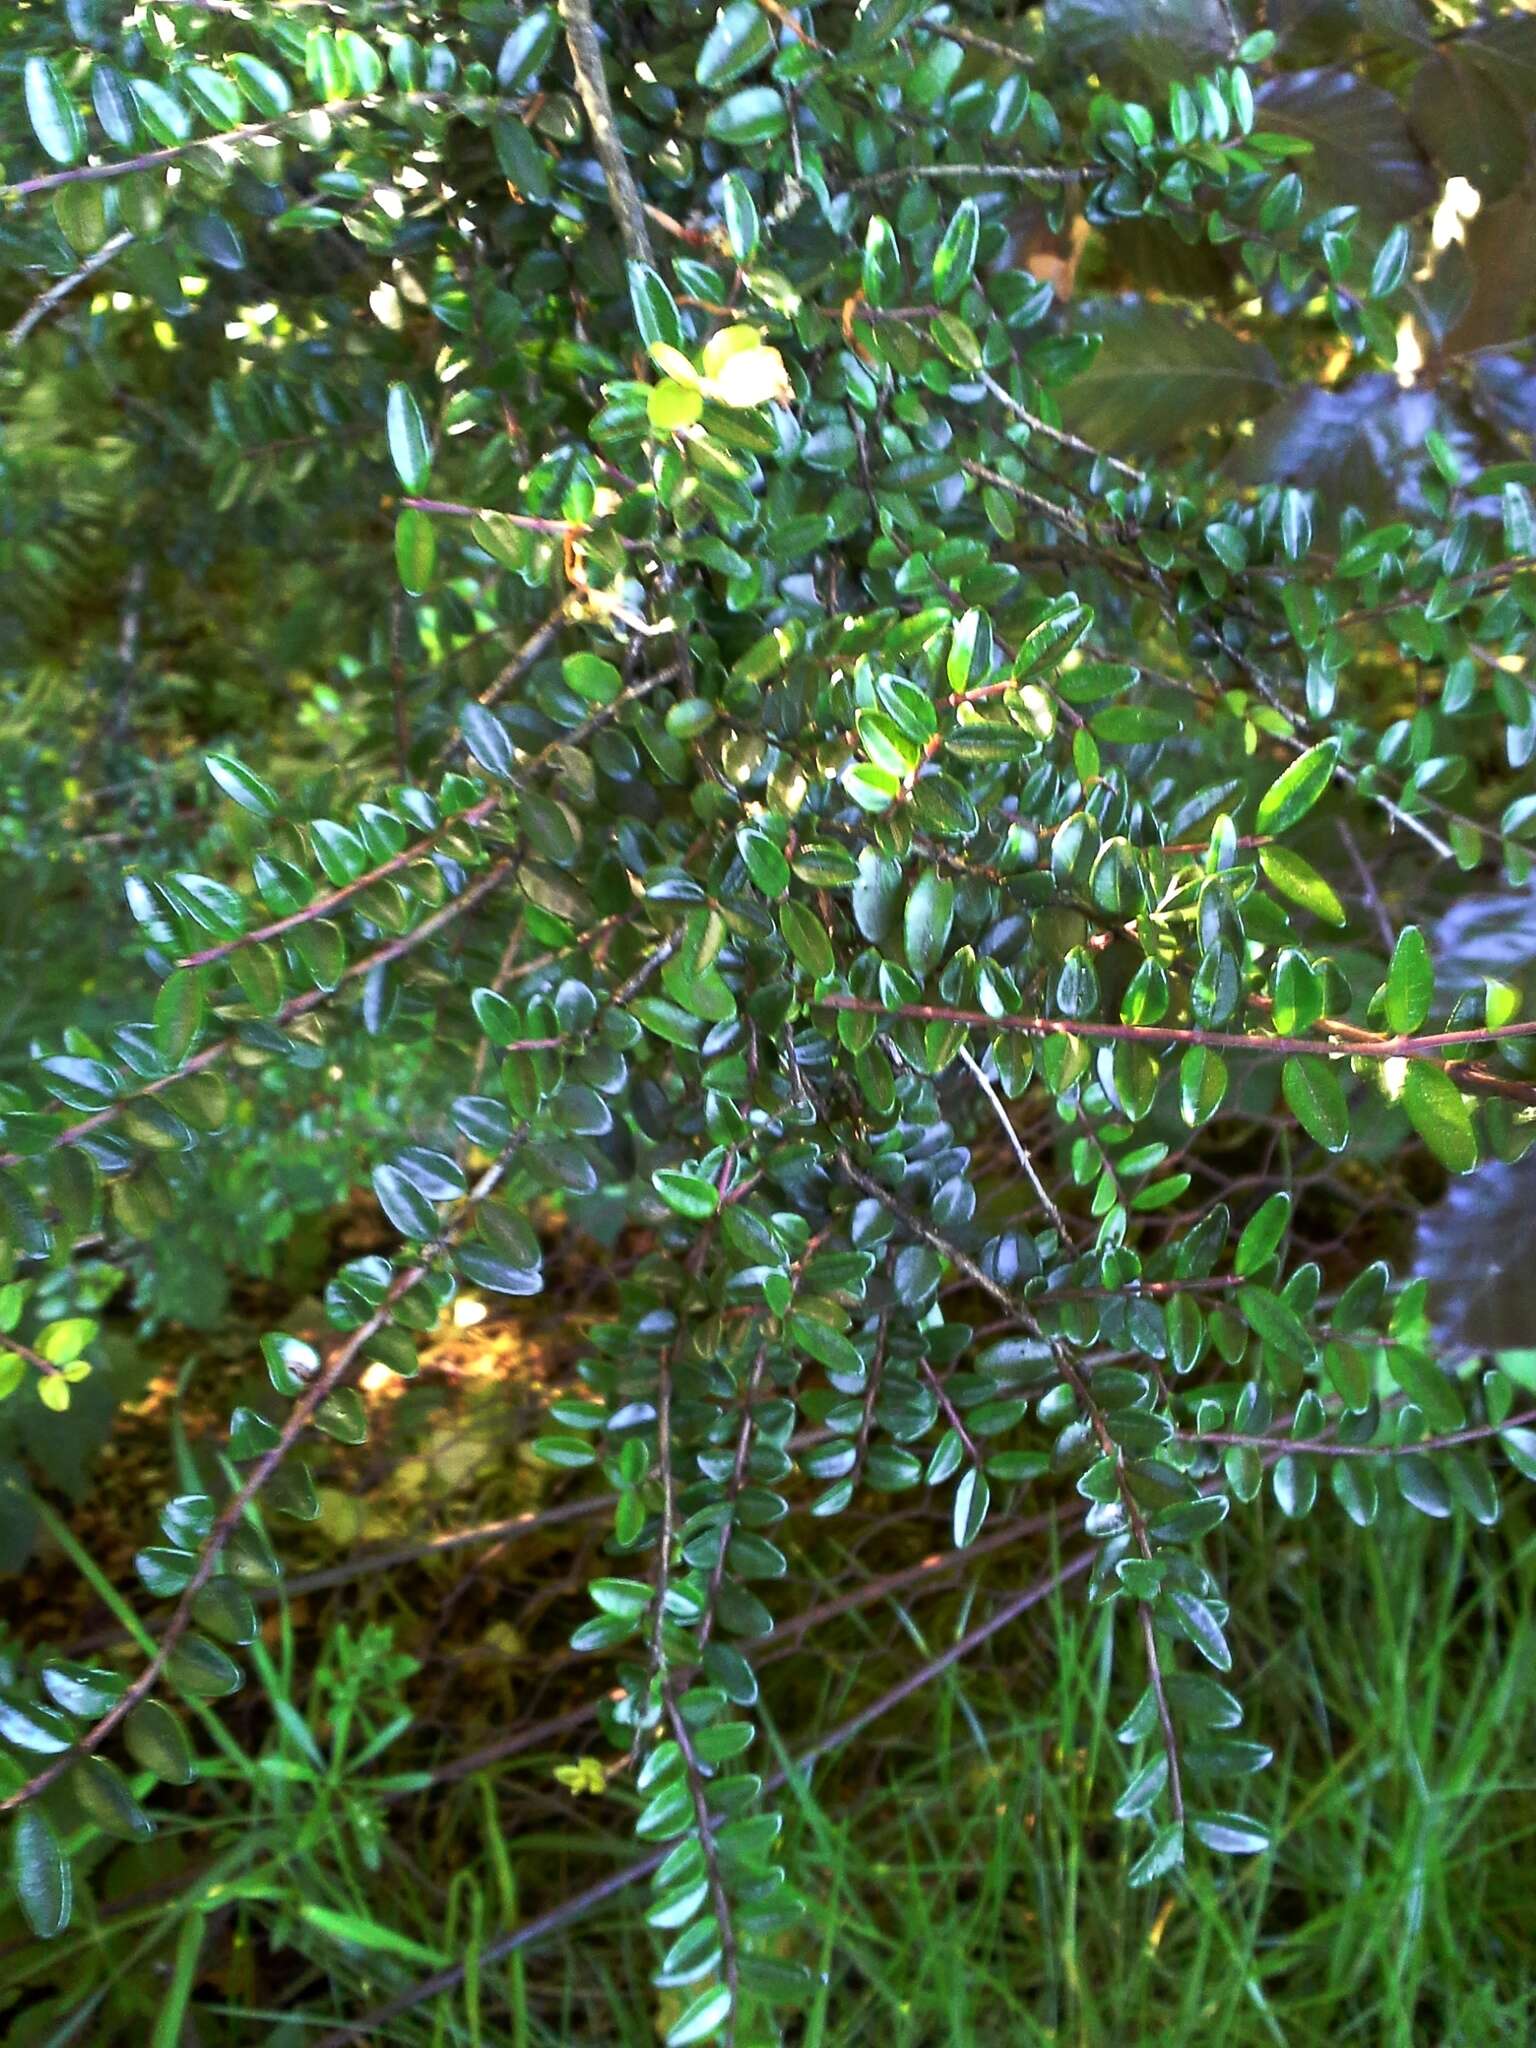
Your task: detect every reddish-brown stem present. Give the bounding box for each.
[2,90,466,202]
[918,1354,981,1465]
[834,1151,1184,1816]
[179,649,676,975]
[1139,1601,1185,1823]
[816,992,1536,1065]
[177,789,505,969]
[0,1333,62,1378]
[0,858,515,1172]
[1193,1405,1536,1459]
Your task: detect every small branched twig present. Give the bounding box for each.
[834,1152,1186,1827]
[820,995,1536,1108]
[0,1136,527,1818]
[0,859,518,1172]
[6,230,133,348]
[960,1045,1076,1245]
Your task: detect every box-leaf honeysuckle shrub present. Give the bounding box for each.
[3,2,1536,2039]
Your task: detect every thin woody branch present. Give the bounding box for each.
[817,992,1536,1103]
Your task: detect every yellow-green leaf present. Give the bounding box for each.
[648,379,704,431]
[1259,845,1345,925]
[1256,740,1338,835]
[1401,1061,1477,1173]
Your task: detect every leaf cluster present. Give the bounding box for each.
[2,2,1536,2039]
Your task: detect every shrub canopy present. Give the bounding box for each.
[3,1,1536,2038]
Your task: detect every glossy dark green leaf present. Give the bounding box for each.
[1168,1591,1233,1672]
[41,1662,125,1718]
[71,1756,154,1841]
[1238,1284,1316,1366]
[25,57,85,166]
[1180,1046,1228,1126]
[315,1388,369,1443]
[11,1809,71,1938]
[652,1166,720,1221]
[386,383,432,492]
[1127,1820,1184,1888]
[1368,224,1411,300]
[229,53,292,117]
[0,1696,76,1753]
[1282,1055,1348,1152]
[696,2,774,88]
[904,868,954,982]
[947,608,994,692]
[205,752,278,818]
[131,77,193,145]
[192,1575,258,1644]
[184,64,244,128]
[704,86,788,145]
[931,200,979,306]
[1387,1346,1465,1433]
[952,1467,990,1548]
[739,829,790,898]
[91,62,138,145]
[629,262,685,349]
[372,1163,439,1240]
[1259,846,1345,927]
[667,1985,733,2045]
[457,1244,542,1295]
[165,1634,244,1699]
[1235,1192,1290,1276]
[562,652,622,703]
[1189,1810,1270,1856]
[1114,1754,1168,1820]
[462,703,516,779]
[779,899,835,979]
[721,172,759,263]
[497,7,557,91]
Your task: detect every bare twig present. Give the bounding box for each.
[0,1334,63,1379]
[846,161,1078,193]
[978,370,1145,483]
[6,230,133,349]
[960,1045,1074,1244]
[1192,1404,1536,1459]
[395,496,584,534]
[1139,1600,1185,1824]
[1338,820,1396,953]
[1,91,469,202]
[927,18,1034,67]
[558,0,656,268]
